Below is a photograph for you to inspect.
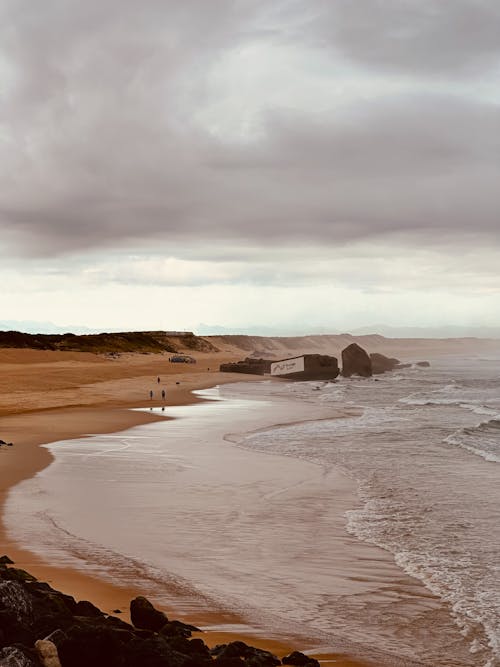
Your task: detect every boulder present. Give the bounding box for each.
[130,596,168,632]
[0,646,39,667]
[341,344,372,377]
[159,619,200,638]
[282,651,320,667]
[416,361,430,367]
[121,636,193,667]
[35,639,62,667]
[58,623,128,667]
[0,562,287,667]
[211,641,280,667]
[0,581,33,624]
[162,635,210,659]
[369,353,400,375]
[73,600,104,618]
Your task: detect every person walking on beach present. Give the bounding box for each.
[161,389,166,400]
[157,376,160,384]
[149,390,153,400]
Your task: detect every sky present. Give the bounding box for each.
[1,0,499,335]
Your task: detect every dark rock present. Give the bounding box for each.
[104,616,136,632]
[341,343,372,378]
[185,638,210,657]
[73,600,104,618]
[27,581,76,617]
[213,657,245,667]
[112,609,122,614]
[130,596,168,632]
[58,622,136,667]
[122,636,191,667]
[0,562,294,667]
[0,581,34,624]
[163,635,210,659]
[282,651,320,667]
[41,593,74,618]
[1,569,37,584]
[0,610,36,648]
[211,642,247,658]
[369,353,400,375]
[159,620,200,638]
[0,646,39,667]
[43,629,67,648]
[416,361,430,367]
[0,556,14,566]
[211,642,280,667]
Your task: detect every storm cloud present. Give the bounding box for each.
[1,0,499,259]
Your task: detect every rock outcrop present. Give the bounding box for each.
[341,344,372,377]
[130,595,169,632]
[369,353,400,375]
[1,556,318,667]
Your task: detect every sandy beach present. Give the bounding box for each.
[0,347,379,666]
[4,341,496,666]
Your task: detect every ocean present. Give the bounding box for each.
[5,356,500,666]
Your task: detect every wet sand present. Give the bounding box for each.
[0,347,427,666]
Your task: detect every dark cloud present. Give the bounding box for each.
[0,0,499,258]
[312,0,500,76]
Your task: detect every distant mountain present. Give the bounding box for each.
[197,323,500,339]
[0,320,97,335]
[350,325,500,339]
[196,323,341,336]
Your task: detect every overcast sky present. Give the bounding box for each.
[1,0,499,334]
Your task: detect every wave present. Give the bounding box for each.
[444,419,500,463]
[399,382,500,421]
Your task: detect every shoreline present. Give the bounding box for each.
[0,354,373,665]
[0,350,434,667]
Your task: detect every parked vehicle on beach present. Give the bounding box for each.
[168,355,196,364]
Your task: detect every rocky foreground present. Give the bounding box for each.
[0,557,319,667]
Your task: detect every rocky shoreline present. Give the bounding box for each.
[0,556,320,667]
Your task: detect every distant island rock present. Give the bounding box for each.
[341,343,372,377]
[370,353,400,375]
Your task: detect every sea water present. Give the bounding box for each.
[5,356,500,666]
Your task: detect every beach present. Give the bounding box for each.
[1,342,500,666]
[0,347,374,665]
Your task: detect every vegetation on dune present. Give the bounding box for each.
[0,330,176,354]
[0,330,221,355]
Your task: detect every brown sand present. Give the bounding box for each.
[0,346,379,665]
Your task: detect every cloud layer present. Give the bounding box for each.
[1,0,499,259]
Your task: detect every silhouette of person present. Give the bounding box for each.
[149,390,153,399]
[157,376,160,383]
[161,389,166,400]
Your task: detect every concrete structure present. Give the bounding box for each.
[270,354,339,381]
